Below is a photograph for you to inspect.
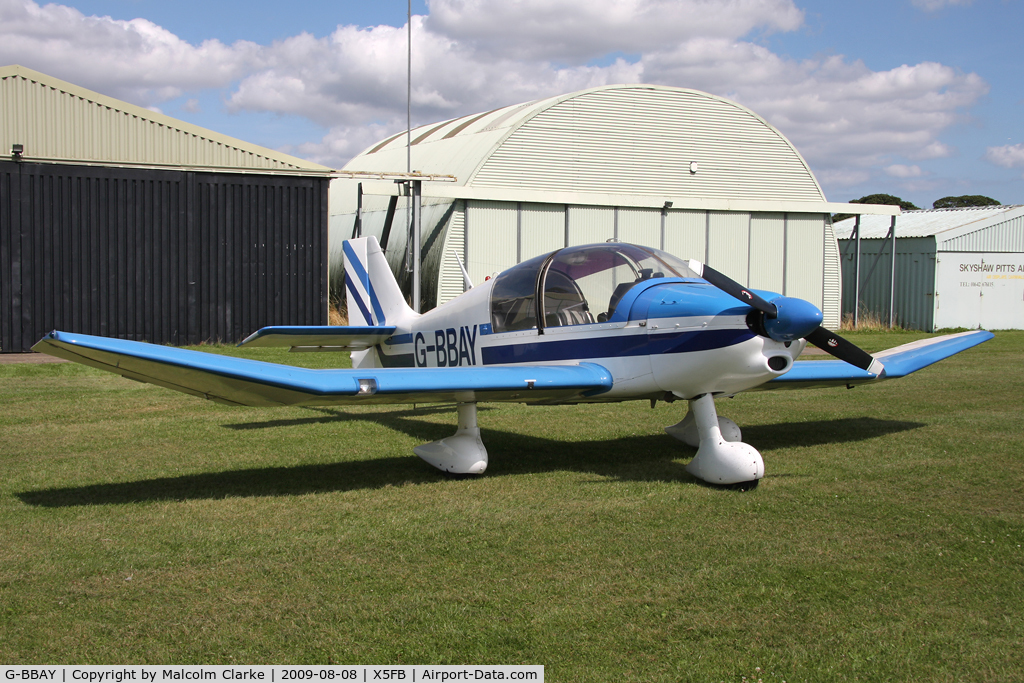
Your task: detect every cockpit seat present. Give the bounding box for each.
[603,269,664,321]
[544,271,595,327]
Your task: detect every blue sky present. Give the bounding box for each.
[3,0,1023,208]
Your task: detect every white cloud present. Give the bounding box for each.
[814,168,872,188]
[286,122,404,166]
[425,0,804,61]
[910,0,974,11]
[638,44,984,175]
[0,0,990,177]
[985,143,1024,168]
[885,164,925,178]
[0,0,257,105]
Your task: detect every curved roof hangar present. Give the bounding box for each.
[344,84,827,208]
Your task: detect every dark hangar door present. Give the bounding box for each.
[1,161,328,353]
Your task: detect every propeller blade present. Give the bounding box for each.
[686,259,882,375]
[805,326,885,375]
[687,260,777,318]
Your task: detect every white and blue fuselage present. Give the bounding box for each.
[352,244,803,403]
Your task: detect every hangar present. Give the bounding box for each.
[835,205,1024,331]
[330,84,894,326]
[1,64,333,353]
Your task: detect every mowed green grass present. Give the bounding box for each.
[1,331,1022,681]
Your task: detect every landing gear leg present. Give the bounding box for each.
[414,402,488,474]
[679,394,764,486]
[665,402,742,448]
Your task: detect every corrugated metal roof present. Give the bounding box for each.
[343,85,829,206]
[834,205,1024,244]
[0,64,331,174]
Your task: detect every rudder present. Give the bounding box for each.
[343,236,416,327]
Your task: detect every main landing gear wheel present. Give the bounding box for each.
[667,394,764,486]
[414,402,488,474]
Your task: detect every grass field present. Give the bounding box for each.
[1,331,1022,681]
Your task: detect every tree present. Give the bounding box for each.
[933,195,1000,209]
[832,194,920,223]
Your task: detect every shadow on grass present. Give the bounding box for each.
[17,413,923,508]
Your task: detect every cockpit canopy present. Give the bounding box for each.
[490,242,700,333]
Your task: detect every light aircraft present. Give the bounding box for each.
[34,236,992,487]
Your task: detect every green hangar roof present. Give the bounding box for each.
[342,84,891,215]
[0,64,331,174]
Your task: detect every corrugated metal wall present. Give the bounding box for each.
[663,210,707,263]
[452,200,840,326]
[618,208,661,247]
[748,213,785,293]
[785,213,825,308]
[520,203,566,259]
[707,211,749,283]
[840,237,936,331]
[466,200,518,285]
[939,213,1024,252]
[1,161,328,352]
[438,200,467,304]
[821,217,842,327]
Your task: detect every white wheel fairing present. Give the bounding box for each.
[414,433,488,474]
[414,402,489,474]
[682,393,764,485]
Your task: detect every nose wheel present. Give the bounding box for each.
[666,394,764,486]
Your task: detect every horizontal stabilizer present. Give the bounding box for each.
[237,325,396,350]
[763,329,993,391]
[32,331,612,407]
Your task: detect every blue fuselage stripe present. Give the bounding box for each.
[480,328,754,365]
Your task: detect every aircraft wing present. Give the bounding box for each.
[32,331,613,407]
[761,329,993,391]
[238,325,396,350]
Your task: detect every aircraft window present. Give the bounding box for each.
[542,269,594,327]
[489,252,548,333]
[491,243,700,332]
[545,243,695,323]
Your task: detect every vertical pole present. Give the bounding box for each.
[406,0,412,176]
[782,213,789,296]
[853,215,861,328]
[352,182,362,239]
[412,179,421,313]
[889,214,896,328]
[660,206,667,251]
[406,2,414,310]
[516,202,522,263]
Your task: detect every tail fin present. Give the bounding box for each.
[344,236,417,327]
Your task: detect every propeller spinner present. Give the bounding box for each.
[686,260,885,376]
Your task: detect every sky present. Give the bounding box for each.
[2,0,1023,209]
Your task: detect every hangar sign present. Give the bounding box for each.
[936,253,1024,330]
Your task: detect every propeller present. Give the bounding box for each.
[686,260,885,376]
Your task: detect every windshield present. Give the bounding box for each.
[490,243,698,333]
